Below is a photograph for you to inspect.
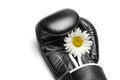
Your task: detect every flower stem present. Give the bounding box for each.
[77,54,82,66]
[69,54,79,67]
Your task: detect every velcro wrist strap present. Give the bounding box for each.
[71,65,107,80]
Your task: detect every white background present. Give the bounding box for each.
[0,0,120,80]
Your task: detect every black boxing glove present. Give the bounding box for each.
[35,9,107,80]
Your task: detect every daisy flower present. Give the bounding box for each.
[64,28,93,67]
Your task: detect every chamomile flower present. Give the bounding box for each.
[64,28,93,57]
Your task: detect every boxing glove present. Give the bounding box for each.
[35,9,107,80]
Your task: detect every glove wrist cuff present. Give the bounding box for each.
[71,64,107,80]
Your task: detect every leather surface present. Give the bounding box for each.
[36,9,99,80]
[37,9,79,35]
[71,65,107,80]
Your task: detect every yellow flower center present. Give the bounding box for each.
[72,36,83,47]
